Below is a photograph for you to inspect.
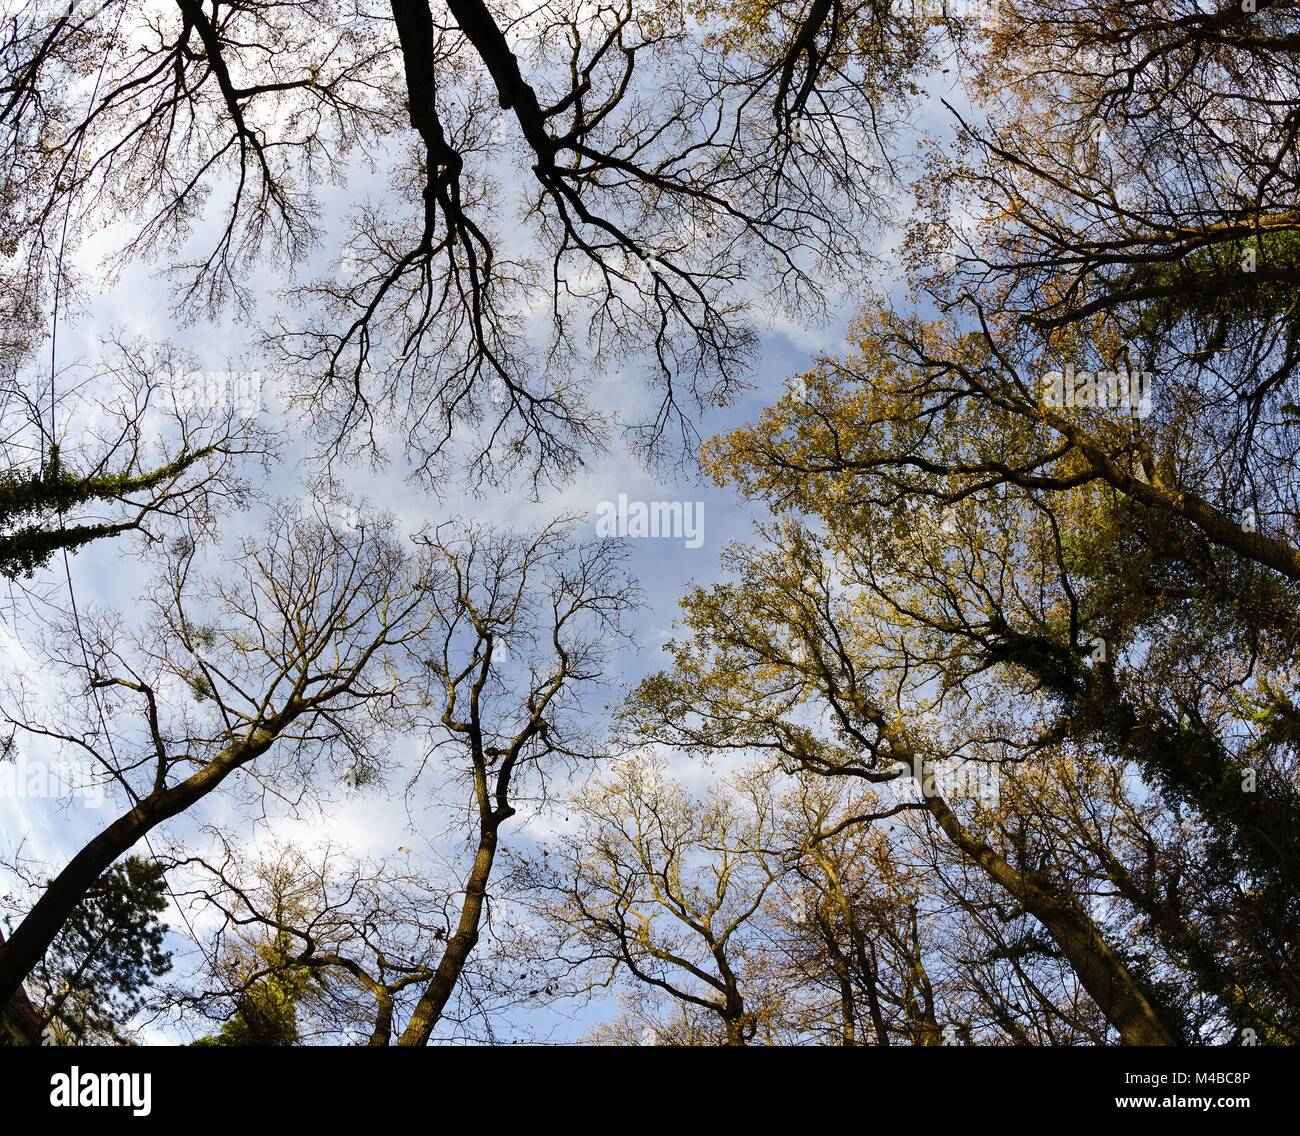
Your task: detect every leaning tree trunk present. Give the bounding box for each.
[923,790,1178,1046]
[0,727,278,1022]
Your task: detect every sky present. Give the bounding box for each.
[0,5,979,1042]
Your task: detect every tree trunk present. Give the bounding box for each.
[397,810,509,1046]
[0,729,275,1019]
[367,989,394,1046]
[923,790,1177,1045]
[817,914,858,1045]
[0,929,40,1045]
[721,1014,747,1045]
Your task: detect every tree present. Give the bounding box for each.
[393,518,637,1044]
[773,777,947,1046]
[898,0,1300,584]
[174,841,442,1046]
[621,523,1186,1044]
[699,305,1300,1039]
[0,336,270,580]
[13,854,171,1044]
[156,519,636,1045]
[540,757,788,1045]
[192,930,320,1047]
[4,0,1294,1051]
[922,0,1300,354]
[536,745,1101,1046]
[621,115,1300,1035]
[0,499,435,1018]
[0,928,40,1045]
[1,0,930,484]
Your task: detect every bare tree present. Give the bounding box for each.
[540,757,789,1046]
[393,517,637,1044]
[2,0,929,484]
[164,839,450,1045]
[0,499,434,1014]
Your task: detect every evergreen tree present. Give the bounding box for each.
[25,855,172,1044]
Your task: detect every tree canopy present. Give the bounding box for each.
[0,0,1296,1051]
